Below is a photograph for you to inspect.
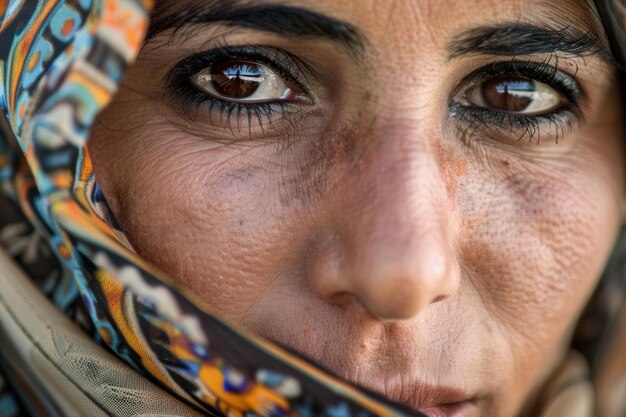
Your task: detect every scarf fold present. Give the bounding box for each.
[0,1,624,417]
[0,247,207,417]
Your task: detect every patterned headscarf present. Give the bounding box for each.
[0,1,623,417]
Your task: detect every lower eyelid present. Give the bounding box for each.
[449,103,582,145]
[172,82,307,133]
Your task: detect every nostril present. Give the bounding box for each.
[327,291,357,307]
[432,295,448,303]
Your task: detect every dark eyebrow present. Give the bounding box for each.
[448,24,616,65]
[146,2,365,54]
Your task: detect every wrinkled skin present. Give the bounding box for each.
[87,0,625,416]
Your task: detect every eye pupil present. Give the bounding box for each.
[481,75,535,112]
[211,60,264,98]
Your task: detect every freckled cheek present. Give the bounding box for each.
[457,168,617,344]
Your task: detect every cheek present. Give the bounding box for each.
[89,124,325,321]
[457,153,621,378]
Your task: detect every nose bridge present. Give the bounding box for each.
[345,120,451,246]
[317,122,460,321]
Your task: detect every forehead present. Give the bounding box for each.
[153,0,606,46]
[149,0,611,86]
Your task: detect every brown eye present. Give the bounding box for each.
[190,59,309,104]
[481,76,535,112]
[466,75,564,115]
[211,60,263,99]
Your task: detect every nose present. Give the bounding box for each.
[309,125,460,321]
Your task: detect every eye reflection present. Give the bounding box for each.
[190,59,309,104]
[467,75,565,115]
[211,61,264,98]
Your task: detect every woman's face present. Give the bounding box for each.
[88,0,624,416]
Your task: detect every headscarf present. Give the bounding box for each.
[0,1,623,417]
[597,0,626,63]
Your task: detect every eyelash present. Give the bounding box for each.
[166,46,312,131]
[450,58,584,144]
[167,47,584,143]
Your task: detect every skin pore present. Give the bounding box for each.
[87,0,625,416]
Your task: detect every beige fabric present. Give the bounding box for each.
[538,352,595,417]
[0,248,206,417]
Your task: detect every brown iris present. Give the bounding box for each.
[211,60,264,99]
[481,75,535,112]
